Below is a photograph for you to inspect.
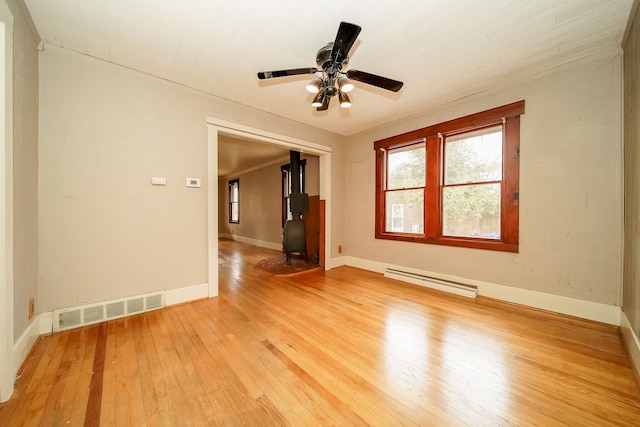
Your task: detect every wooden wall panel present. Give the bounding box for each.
[303,196,320,263]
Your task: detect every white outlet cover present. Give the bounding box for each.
[151,177,166,185]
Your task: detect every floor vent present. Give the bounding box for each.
[52,291,166,332]
[58,310,81,330]
[106,301,125,318]
[384,268,478,299]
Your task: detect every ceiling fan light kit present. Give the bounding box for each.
[311,92,325,107]
[257,22,403,111]
[339,92,351,108]
[337,77,354,93]
[306,78,323,93]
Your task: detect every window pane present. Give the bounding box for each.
[387,143,425,190]
[442,183,500,239]
[445,126,502,185]
[231,202,239,222]
[385,189,424,233]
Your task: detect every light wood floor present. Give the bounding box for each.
[2,239,640,426]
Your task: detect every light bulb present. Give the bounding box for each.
[306,78,323,94]
[311,92,325,107]
[337,77,354,93]
[339,92,351,108]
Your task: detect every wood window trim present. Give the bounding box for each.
[374,101,524,252]
[229,179,239,224]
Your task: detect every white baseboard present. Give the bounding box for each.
[344,256,621,326]
[219,233,281,251]
[13,317,42,378]
[166,283,209,306]
[325,255,346,270]
[620,311,640,377]
[39,312,52,335]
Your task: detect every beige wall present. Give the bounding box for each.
[623,4,640,342]
[7,0,38,342]
[304,155,320,197]
[38,47,343,312]
[218,154,320,245]
[345,55,622,305]
[220,162,282,244]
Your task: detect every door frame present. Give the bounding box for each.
[206,118,332,298]
[0,0,14,403]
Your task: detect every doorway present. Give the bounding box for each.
[206,118,332,298]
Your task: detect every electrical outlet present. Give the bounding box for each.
[338,245,343,254]
[29,298,35,320]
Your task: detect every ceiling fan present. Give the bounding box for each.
[257,22,403,111]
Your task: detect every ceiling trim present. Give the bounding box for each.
[622,0,640,47]
[12,0,40,44]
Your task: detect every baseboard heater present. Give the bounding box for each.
[52,291,166,333]
[384,268,478,299]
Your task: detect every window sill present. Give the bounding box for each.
[375,232,518,253]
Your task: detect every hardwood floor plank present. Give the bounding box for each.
[1,335,55,426]
[84,322,107,426]
[2,239,640,426]
[21,331,72,424]
[50,326,95,425]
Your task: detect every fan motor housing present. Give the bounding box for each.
[316,42,348,71]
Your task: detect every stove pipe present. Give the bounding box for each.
[290,150,302,219]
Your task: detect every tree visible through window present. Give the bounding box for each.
[385,143,425,234]
[442,125,503,239]
[229,179,239,224]
[374,101,524,252]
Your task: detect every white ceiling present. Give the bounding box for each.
[25,0,634,138]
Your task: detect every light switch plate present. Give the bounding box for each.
[151,177,166,185]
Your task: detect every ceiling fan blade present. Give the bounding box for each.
[257,67,318,79]
[346,70,403,92]
[317,95,331,111]
[330,22,361,64]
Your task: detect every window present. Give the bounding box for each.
[443,125,502,239]
[229,179,239,224]
[385,142,425,234]
[374,101,524,252]
[281,160,306,227]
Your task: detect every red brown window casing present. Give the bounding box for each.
[374,100,524,252]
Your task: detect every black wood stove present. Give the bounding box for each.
[282,150,308,264]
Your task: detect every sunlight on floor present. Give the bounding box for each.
[383,307,510,418]
[383,310,430,393]
[442,323,510,418]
